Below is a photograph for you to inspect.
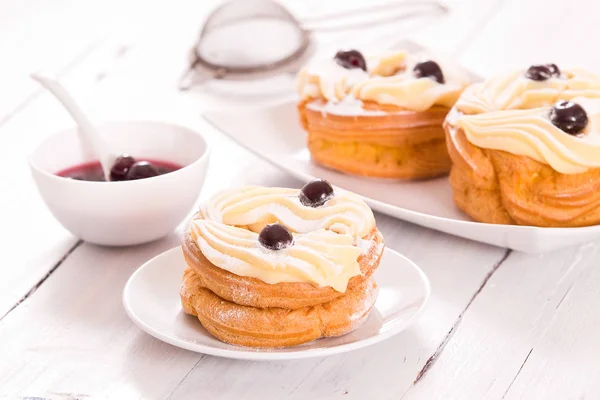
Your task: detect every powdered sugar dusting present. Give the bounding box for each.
[306,96,387,117]
[355,238,375,254]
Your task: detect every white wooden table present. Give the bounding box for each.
[2,1,600,399]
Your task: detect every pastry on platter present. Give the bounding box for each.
[180,180,384,348]
[444,64,600,226]
[297,49,470,179]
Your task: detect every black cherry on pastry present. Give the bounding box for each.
[258,224,294,251]
[546,63,560,76]
[110,154,136,181]
[549,100,588,135]
[299,179,334,207]
[334,50,367,71]
[525,64,561,81]
[413,60,444,84]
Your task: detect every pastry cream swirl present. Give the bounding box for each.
[191,221,363,292]
[454,97,600,174]
[455,68,600,114]
[297,51,469,112]
[203,186,375,237]
[191,186,376,292]
[450,67,600,174]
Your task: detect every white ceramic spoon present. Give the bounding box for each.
[31,73,116,180]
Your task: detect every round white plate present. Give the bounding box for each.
[123,246,430,361]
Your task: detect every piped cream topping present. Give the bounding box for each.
[453,96,600,174]
[203,186,375,237]
[449,67,600,174]
[191,186,377,292]
[455,68,600,114]
[297,50,470,113]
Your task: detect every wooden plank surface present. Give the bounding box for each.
[503,245,600,400]
[401,244,600,400]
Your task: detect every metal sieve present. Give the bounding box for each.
[179,0,447,89]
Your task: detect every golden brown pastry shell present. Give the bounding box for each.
[180,268,378,348]
[182,213,384,309]
[298,99,452,180]
[444,111,600,227]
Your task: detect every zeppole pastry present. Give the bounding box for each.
[297,49,469,179]
[444,64,600,226]
[180,180,384,348]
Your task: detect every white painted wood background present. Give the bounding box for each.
[1,0,600,399]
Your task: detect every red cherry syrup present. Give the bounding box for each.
[56,158,182,182]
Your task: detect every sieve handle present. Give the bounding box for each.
[179,68,212,90]
[300,0,448,32]
[179,58,230,90]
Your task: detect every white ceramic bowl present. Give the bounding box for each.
[30,120,210,246]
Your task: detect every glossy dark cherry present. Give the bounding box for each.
[126,161,159,180]
[110,154,136,181]
[413,60,444,84]
[546,63,560,76]
[525,64,561,81]
[334,50,367,71]
[299,179,334,207]
[56,159,182,182]
[258,223,294,251]
[549,100,588,135]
